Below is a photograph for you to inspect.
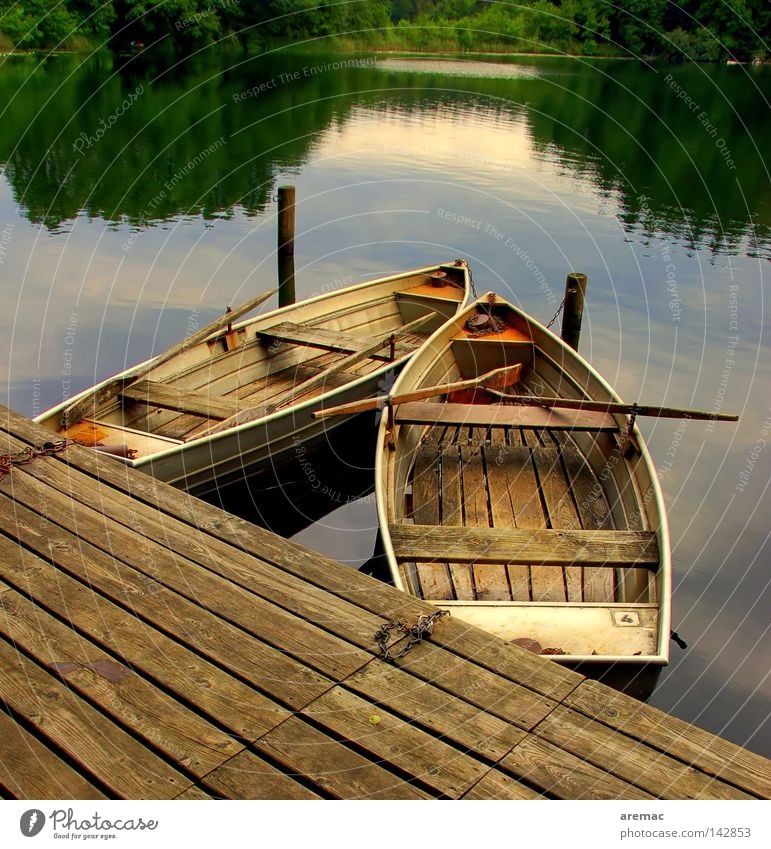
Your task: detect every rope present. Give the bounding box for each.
[0,440,72,482]
[374,610,450,661]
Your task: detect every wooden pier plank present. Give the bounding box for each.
[392,643,558,732]
[0,708,106,800]
[201,750,321,800]
[301,685,489,799]
[2,430,389,656]
[0,533,292,739]
[0,637,190,799]
[343,662,526,762]
[536,706,753,800]
[0,580,245,779]
[500,734,653,800]
[255,716,428,800]
[0,498,334,713]
[564,680,771,799]
[0,470,371,683]
[462,768,545,800]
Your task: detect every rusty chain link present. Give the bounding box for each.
[0,440,72,482]
[374,609,450,661]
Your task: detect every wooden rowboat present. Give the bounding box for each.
[373,291,671,696]
[36,261,471,496]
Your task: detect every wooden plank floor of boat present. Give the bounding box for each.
[1,404,769,800]
[404,425,652,604]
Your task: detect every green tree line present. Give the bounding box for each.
[1,1,768,60]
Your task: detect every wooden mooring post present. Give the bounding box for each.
[561,271,587,351]
[277,185,296,308]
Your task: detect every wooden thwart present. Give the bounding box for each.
[120,380,243,420]
[396,401,618,431]
[389,524,658,566]
[258,321,405,361]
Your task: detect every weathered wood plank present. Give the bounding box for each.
[410,441,453,600]
[0,531,290,737]
[0,440,389,656]
[536,706,753,800]
[301,686,489,798]
[174,786,213,800]
[529,445,584,601]
[0,500,334,713]
[393,642,557,731]
[120,380,242,420]
[0,638,190,799]
[397,401,618,430]
[0,405,584,701]
[554,435,616,602]
[462,768,545,799]
[255,716,428,799]
[459,443,501,600]
[202,750,321,800]
[484,436,528,599]
[258,321,409,361]
[500,735,653,800]
[1,471,371,683]
[564,680,771,799]
[0,708,107,799]
[389,525,658,566]
[441,444,476,599]
[0,580,250,779]
[343,662,525,762]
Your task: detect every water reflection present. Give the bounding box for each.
[0,53,768,258]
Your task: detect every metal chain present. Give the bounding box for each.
[545,297,566,329]
[374,609,450,661]
[0,440,72,482]
[464,260,479,300]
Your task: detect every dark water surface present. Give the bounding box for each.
[1,50,768,757]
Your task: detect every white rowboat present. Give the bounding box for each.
[374,291,671,696]
[37,261,472,496]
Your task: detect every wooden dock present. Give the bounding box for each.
[0,403,769,800]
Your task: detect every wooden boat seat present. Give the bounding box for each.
[120,380,243,420]
[257,322,413,361]
[389,524,658,566]
[395,401,619,431]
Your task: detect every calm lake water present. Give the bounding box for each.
[1,49,768,757]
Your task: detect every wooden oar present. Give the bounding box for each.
[311,364,523,419]
[193,311,440,439]
[486,390,738,422]
[61,288,277,430]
